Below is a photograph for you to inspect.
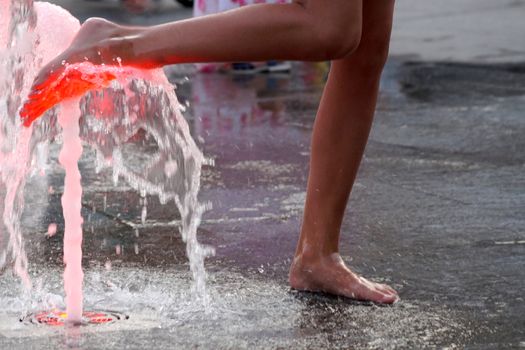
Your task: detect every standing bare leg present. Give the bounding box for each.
[289,0,399,304]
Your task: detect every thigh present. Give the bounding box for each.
[293,0,364,58]
[293,0,363,33]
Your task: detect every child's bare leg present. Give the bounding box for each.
[31,0,363,86]
[289,0,398,304]
[130,0,363,65]
[27,0,399,303]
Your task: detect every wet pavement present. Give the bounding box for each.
[1,1,525,349]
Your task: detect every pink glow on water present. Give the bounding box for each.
[33,2,85,324]
[0,0,49,289]
[20,62,145,126]
[58,101,84,323]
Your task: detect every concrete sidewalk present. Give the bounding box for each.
[391,0,525,63]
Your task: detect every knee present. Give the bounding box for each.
[315,22,362,61]
[297,1,362,61]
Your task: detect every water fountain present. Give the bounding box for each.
[0,0,214,324]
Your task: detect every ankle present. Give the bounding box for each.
[293,245,341,267]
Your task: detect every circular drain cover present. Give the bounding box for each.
[21,310,128,326]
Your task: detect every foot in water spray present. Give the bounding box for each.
[20,17,141,126]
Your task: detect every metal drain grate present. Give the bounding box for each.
[20,310,129,326]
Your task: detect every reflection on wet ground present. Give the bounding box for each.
[1,60,524,349]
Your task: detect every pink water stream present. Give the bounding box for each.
[58,101,84,322]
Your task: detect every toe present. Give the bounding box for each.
[377,283,397,296]
[352,283,389,303]
[365,279,397,296]
[353,278,398,304]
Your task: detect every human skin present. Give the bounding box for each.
[23,0,399,304]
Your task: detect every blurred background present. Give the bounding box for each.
[48,0,192,23]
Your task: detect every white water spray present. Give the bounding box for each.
[1,0,214,322]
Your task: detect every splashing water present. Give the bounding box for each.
[0,0,39,289]
[0,0,214,323]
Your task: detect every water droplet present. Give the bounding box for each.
[47,223,57,237]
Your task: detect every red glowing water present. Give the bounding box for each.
[34,310,116,326]
[20,62,122,127]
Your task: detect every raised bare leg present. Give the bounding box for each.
[29,0,363,87]
[25,0,365,122]
[289,0,398,304]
